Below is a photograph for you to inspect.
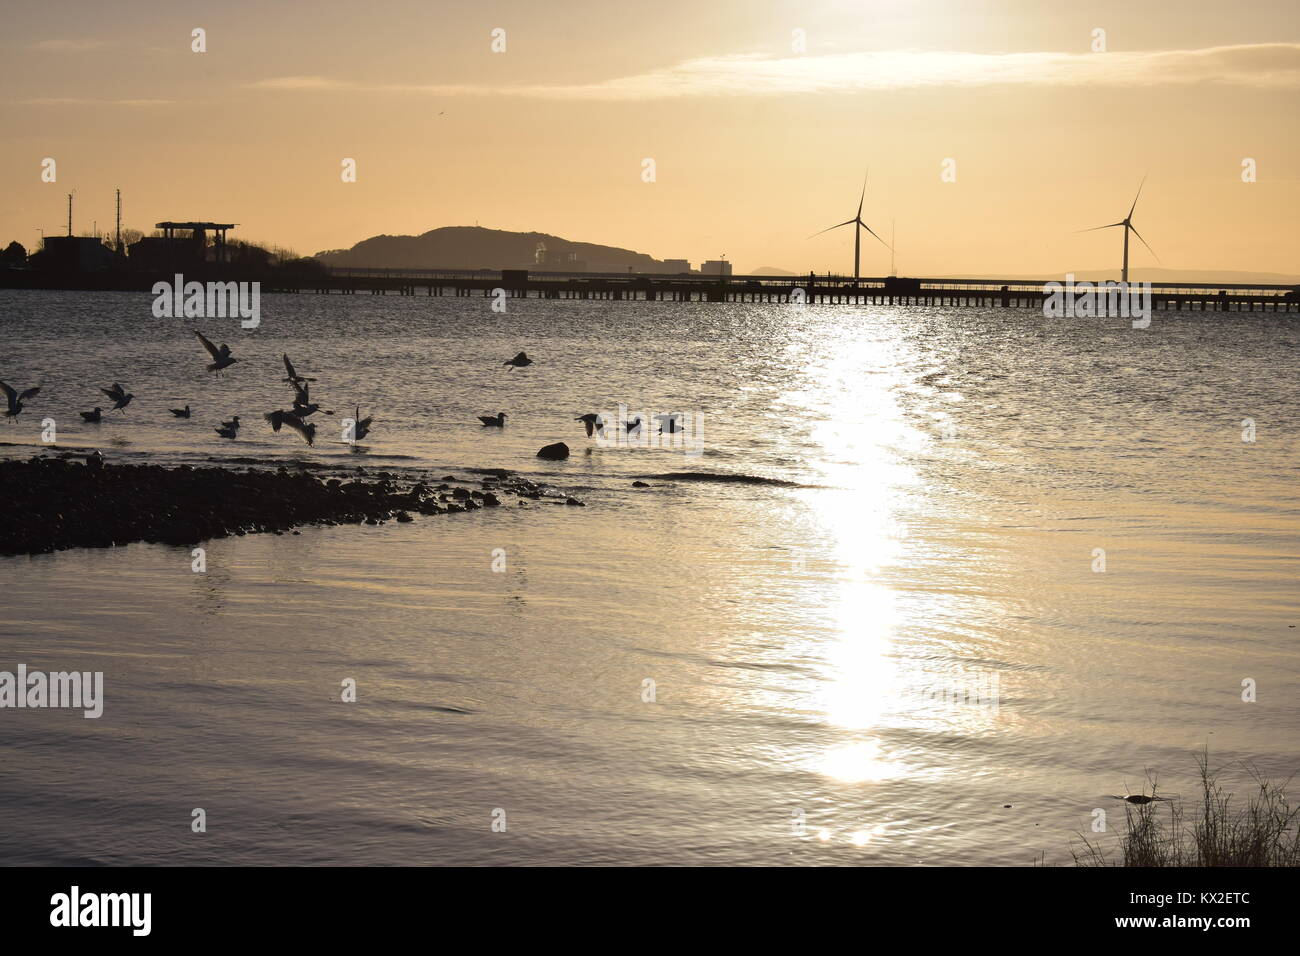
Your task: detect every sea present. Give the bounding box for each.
[1,288,1297,865]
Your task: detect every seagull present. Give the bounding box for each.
[80,407,103,423]
[478,412,507,427]
[100,383,134,413]
[169,405,191,418]
[281,353,316,386]
[654,413,683,434]
[352,405,373,441]
[264,409,316,446]
[626,416,643,437]
[291,381,321,417]
[503,351,533,371]
[1109,794,1173,805]
[575,413,604,437]
[193,330,238,376]
[219,415,241,431]
[1,381,41,421]
[214,424,239,439]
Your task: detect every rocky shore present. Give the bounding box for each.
[0,455,576,556]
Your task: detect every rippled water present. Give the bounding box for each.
[1,289,1297,865]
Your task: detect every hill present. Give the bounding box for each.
[315,226,680,273]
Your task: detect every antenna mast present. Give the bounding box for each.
[889,220,896,277]
[67,192,74,237]
[115,189,122,252]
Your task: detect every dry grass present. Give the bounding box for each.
[1073,751,1300,867]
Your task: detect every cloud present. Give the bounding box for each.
[251,76,350,91]
[250,75,464,95]
[31,38,107,53]
[23,98,174,107]
[251,43,1300,101]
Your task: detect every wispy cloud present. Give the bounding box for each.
[31,38,107,53]
[251,44,1300,100]
[23,98,174,107]
[251,75,460,94]
[253,76,352,91]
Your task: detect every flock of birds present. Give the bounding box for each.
[4,341,677,449]
[574,410,687,438]
[2,332,372,448]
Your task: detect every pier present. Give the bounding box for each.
[281,269,1300,313]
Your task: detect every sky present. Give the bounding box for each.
[1,0,1297,277]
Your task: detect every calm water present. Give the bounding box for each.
[1,289,1297,866]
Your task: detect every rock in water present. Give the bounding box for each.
[536,442,570,461]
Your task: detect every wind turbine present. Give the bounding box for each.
[809,172,892,284]
[1081,177,1160,284]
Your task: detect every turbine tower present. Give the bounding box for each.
[1082,177,1160,284]
[809,172,891,284]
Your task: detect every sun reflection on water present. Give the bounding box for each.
[786,315,927,784]
[818,738,904,784]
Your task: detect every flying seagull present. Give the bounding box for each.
[1,381,41,421]
[291,381,321,417]
[193,330,238,376]
[1,381,40,421]
[504,351,533,371]
[576,413,604,437]
[281,353,316,386]
[264,409,316,446]
[169,404,191,418]
[80,407,102,423]
[100,382,134,413]
[478,412,507,427]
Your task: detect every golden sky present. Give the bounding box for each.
[1,0,1297,277]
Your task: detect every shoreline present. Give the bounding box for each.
[1,455,580,557]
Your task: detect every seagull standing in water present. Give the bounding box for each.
[80,407,103,423]
[478,412,507,427]
[1109,794,1173,805]
[503,351,533,371]
[1,381,40,421]
[214,423,239,439]
[219,415,241,431]
[654,413,683,434]
[265,409,316,446]
[576,413,604,437]
[101,383,134,413]
[169,404,191,418]
[193,330,238,376]
[352,406,373,441]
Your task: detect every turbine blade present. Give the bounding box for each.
[807,219,857,240]
[1077,222,1125,233]
[859,221,893,251]
[857,170,868,219]
[1127,223,1160,263]
[1127,175,1146,220]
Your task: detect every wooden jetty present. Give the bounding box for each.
[281,268,1300,313]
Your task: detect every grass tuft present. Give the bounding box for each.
[1072,751,1300,867]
